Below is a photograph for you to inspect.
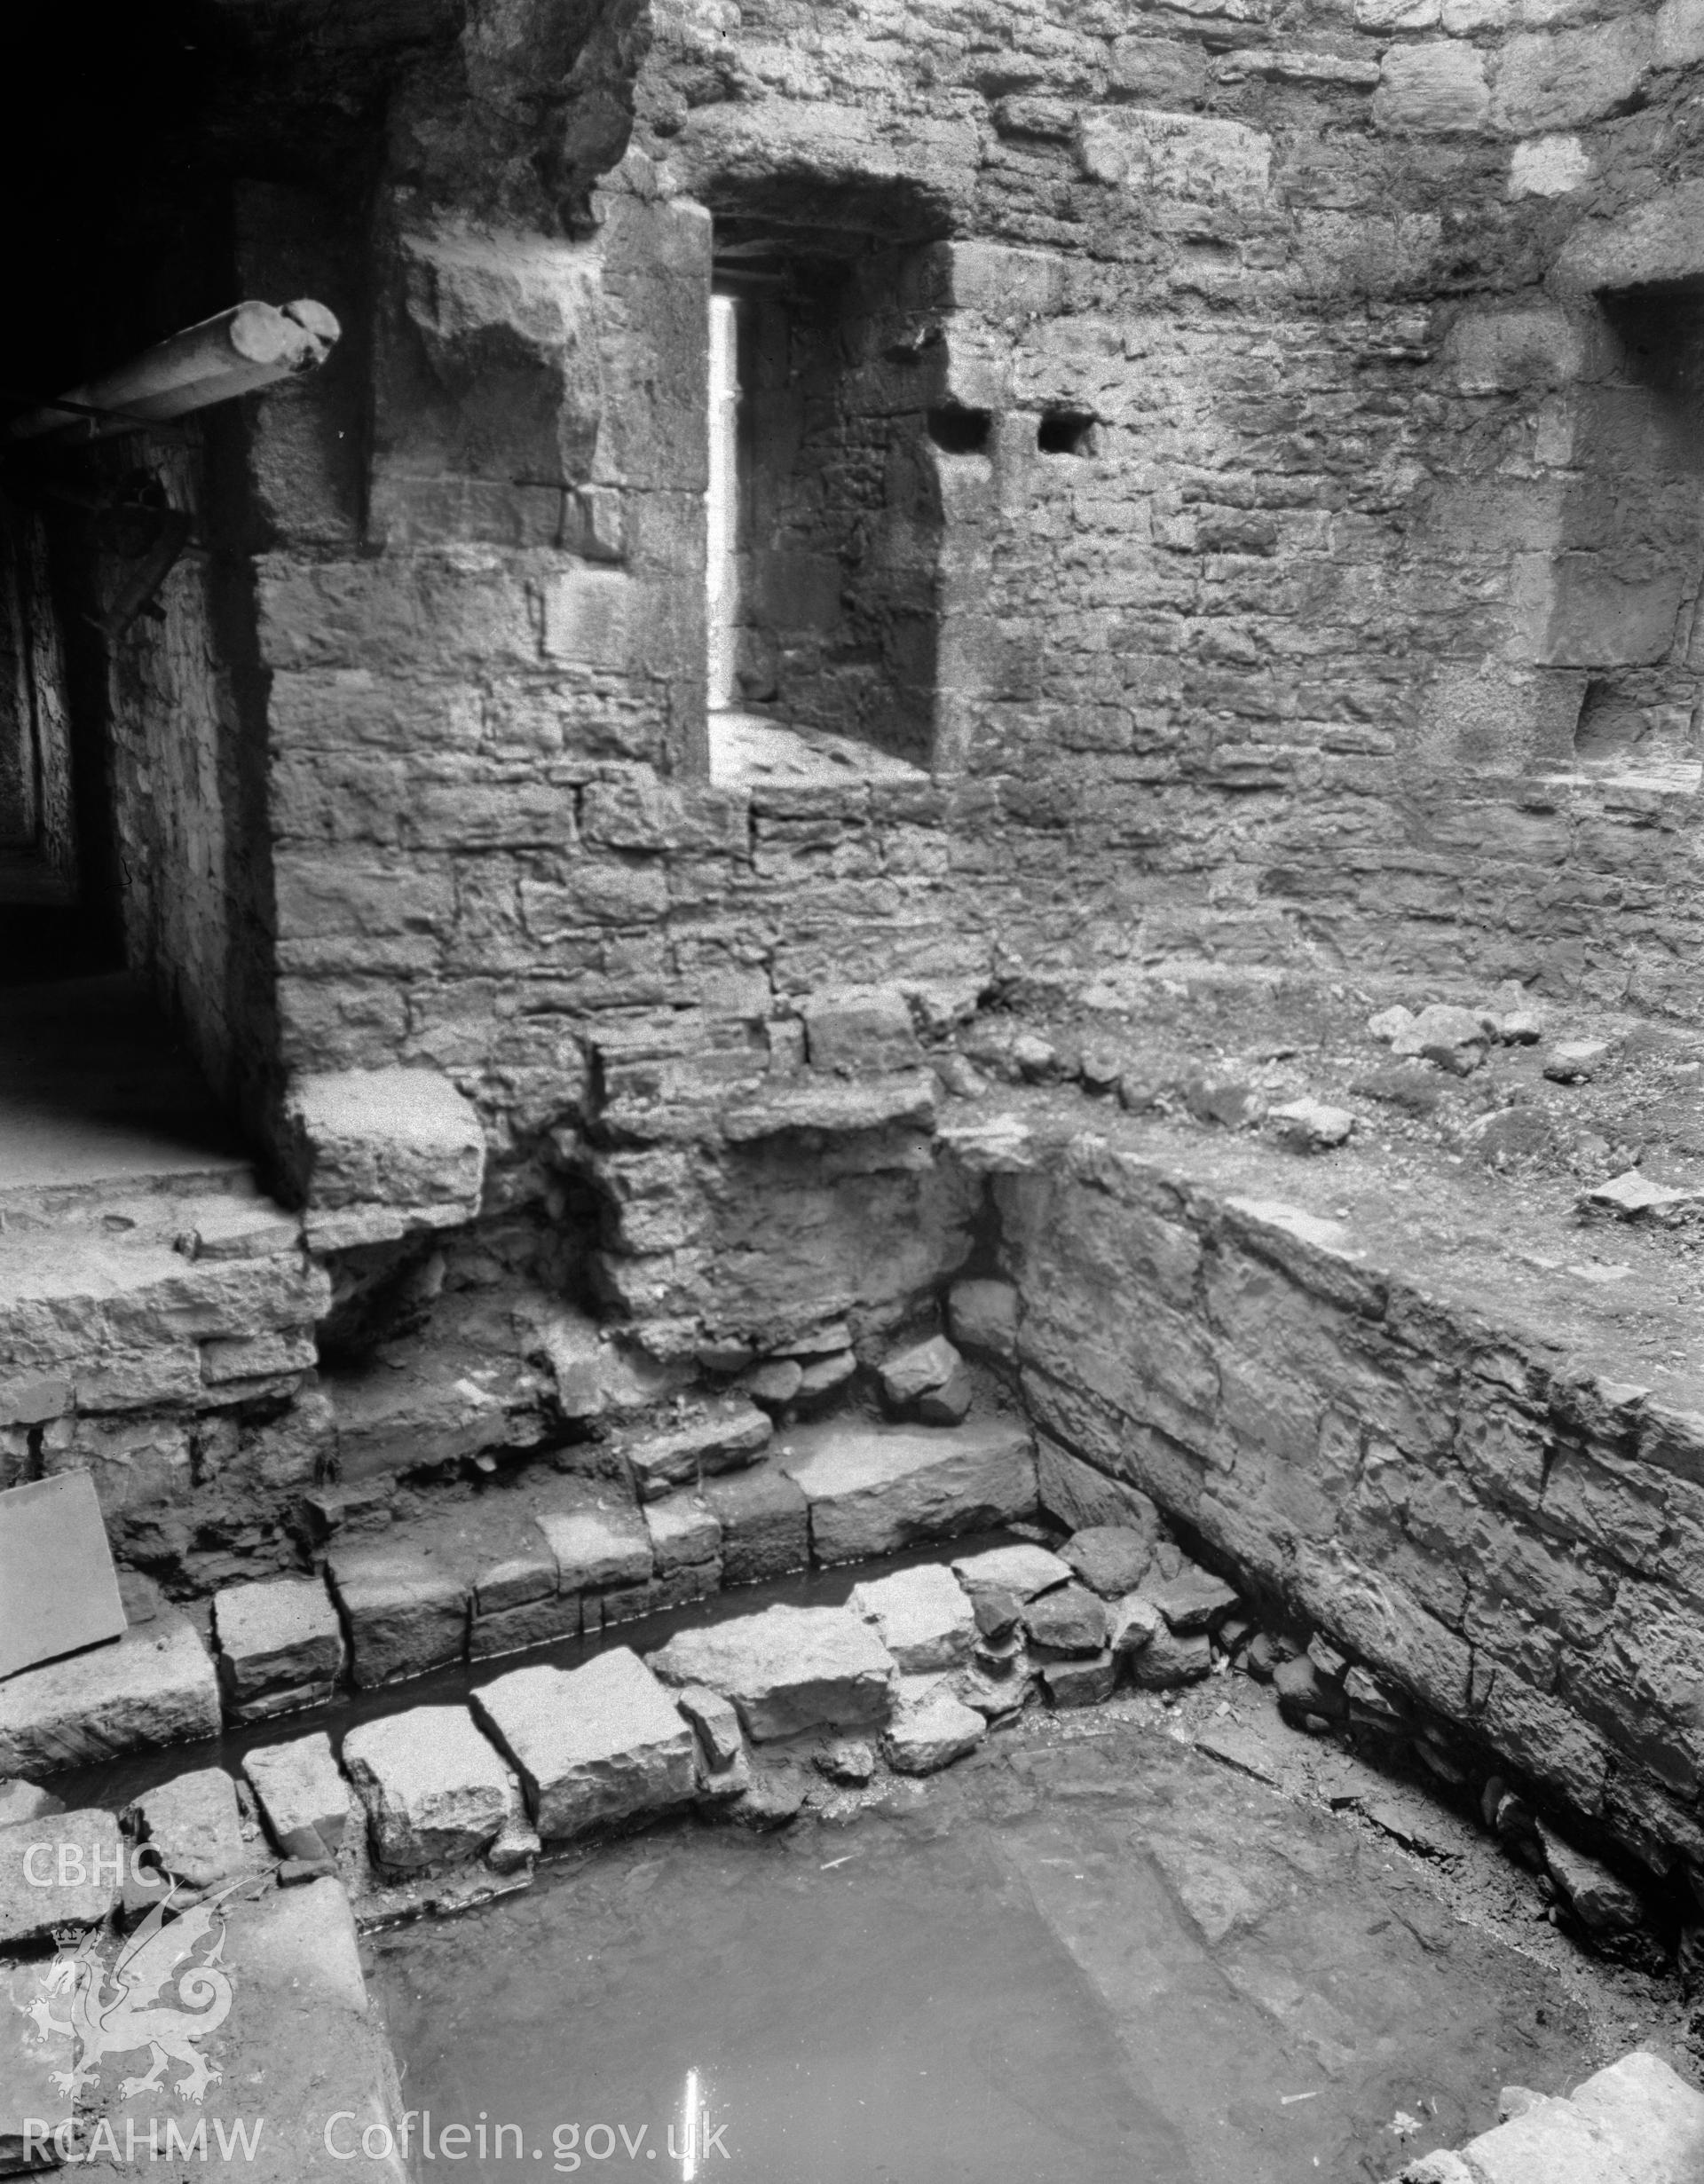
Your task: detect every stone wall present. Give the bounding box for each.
[998,1133,1704,1883]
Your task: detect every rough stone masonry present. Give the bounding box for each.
[10,0,1704,2017]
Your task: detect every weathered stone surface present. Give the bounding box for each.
[1374,43,1489,134]
[624,1400,772,1497]
[1041,1652,1118,1708]
[284,1064,485,1222]
[1109,1594,1164,1657]
[802,986,920,1075]
[1568,2051,1704,2184]
[946,1279,1019,1363]
[0,1807,121,1946]
[326,1544,468,1688]
[131,1766,248,1888]
[1062,1526,1152,1598]
[1127,1627,1213,1690]
[781,1419,1037,1563]
[1036,1440,1161,1539]
[649,1603,895,1740]
[644,1494,720,1574]
[535,1496,652,1593]
[212,1577,344,1710]
[884,1677,986,1773]
[343,1706,509,1870]
[0,1778,62,1831]
[1022,1581,1108,1657]
[0,1470,125,1678]
[1268,1098,1353,1152]
[815,1738,877,1786]
[0,1614,220,1776]
[952,1541,1072,1600]
[1147,1561,1240,1635]
[878,1334,973,1423]
[1391,1003,1491,1074]
[242,1731,351,1854]
[849,1562,975,1673]
[675,1683,742,1770]
[469,1590,583,1659]
[471,1646,697,1837]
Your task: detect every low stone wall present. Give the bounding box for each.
[998,1133,1704,1885]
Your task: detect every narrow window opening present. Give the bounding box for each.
[1037,409,1097,456]
[927,405,991,455]
[706,291,742,715]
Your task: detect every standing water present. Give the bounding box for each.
[368,1718,1597,2183]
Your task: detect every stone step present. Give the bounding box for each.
[777,1416,1038,1561]
[0,1606,221,1778]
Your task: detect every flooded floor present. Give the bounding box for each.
[369,1715,1600,2184]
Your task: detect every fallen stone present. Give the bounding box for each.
[1268,1097,1354,1150]
[1537,1822,1645,1934]
[242,1731,353,1857]
[623,1400,772,1498]
[211,1577,344,1714]
[0,1470,126,1679]
[885,1678,987,1773]
[535,1496,652,1593]
[947,1279,1019,1361]
[1578,1169,1702,1223]
[952,1541,1073,1601]
[1022,1581,1108,1657]
[1569,2050,1704,2182]
[815,1739,877,1786]
[0,1807,122,1946]
[690,1749,749,1805]
[644,1495,720,1575]
[1127,1627,1212,1689]
[0,1612,221,1776]
[1109,1594,1164,1657]
[1182,1076,1263,1129]
[326,1543,468,1688]
[1041,1652,1118,1708]
[1545,1037,1612,1084]
[849,1563,976,1673]
[0,1778,63,1830]
[878,1335,974,1423]
[131,1766,248,1888]
[1368,1005,1416,1045]
[730,1762,809,1831]
[1012,1033,1059,1083]
[675,1683,742,1770]
[1392,1002,1491,1074]
[703,1467,810,1583]
[486,1779,541,1874]
[782,1419,1037,1563]
[472,1646,697,1838]
[1062,1526,1152,1598]
[1147,1561,1240,1635]
[343,1705,509,1871]
[649,1603,895,1741]
[1345,1664,1408,1734]
[1495,1003,1544,1045]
